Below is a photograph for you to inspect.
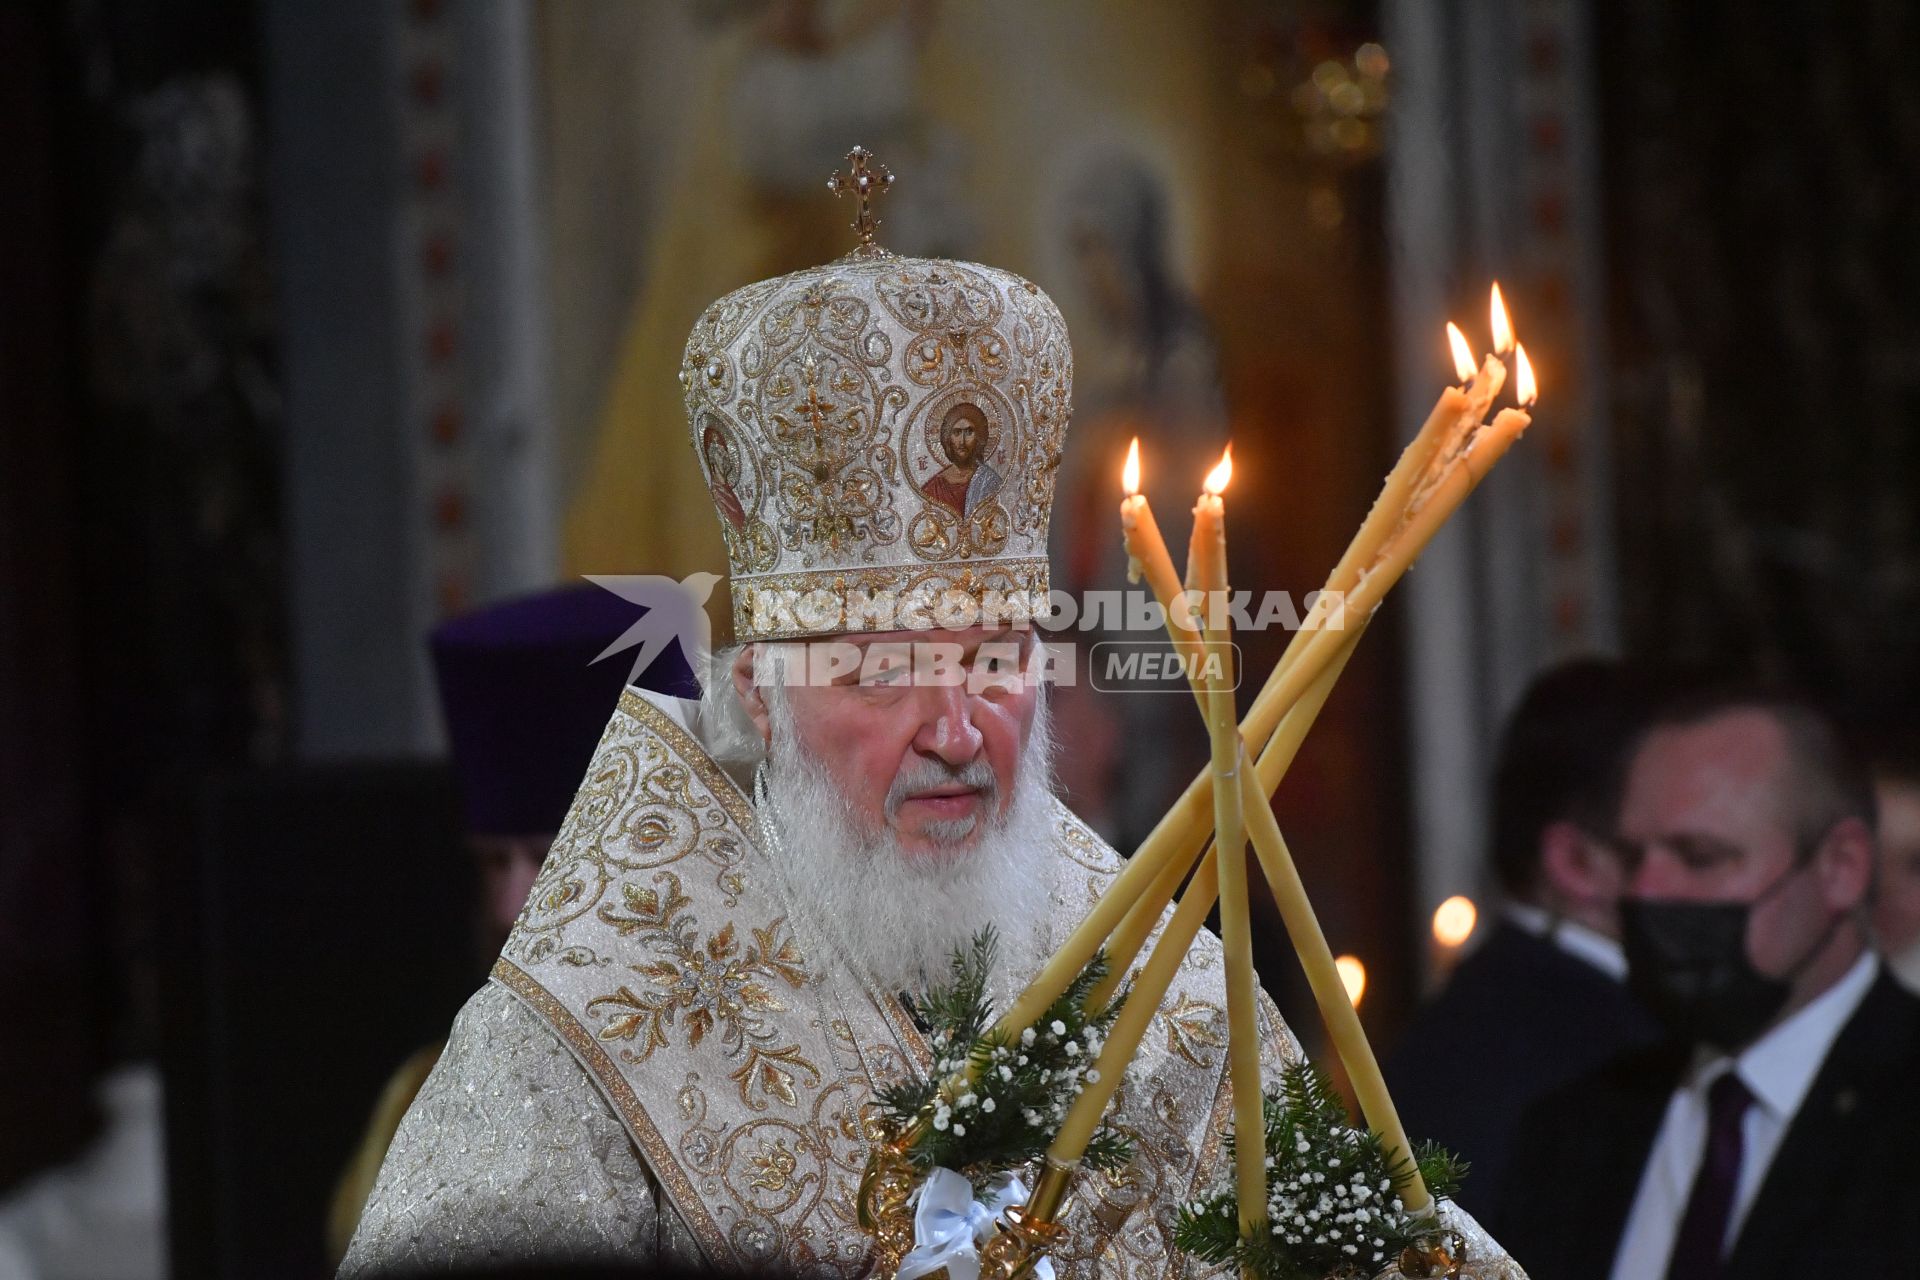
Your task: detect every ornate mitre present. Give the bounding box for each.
[679,147,1072,642]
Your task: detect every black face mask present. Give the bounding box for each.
[1620,861,1834,1053]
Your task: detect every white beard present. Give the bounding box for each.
[755,690,1059,1002]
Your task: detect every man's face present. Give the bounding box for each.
[1874,776,1920,954]
[942,415,983,468]
[1616,710,1836,979]
[471,833,552,951]
[767,626,1040,861]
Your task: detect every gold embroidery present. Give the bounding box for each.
[730,1043,825,1111]
[510,706,755,966]
[490,959,734,1268]
[1162,994,1227,1070]
[584,871,815,1089]
[618,691,756,832]
[747,1137,800,1192]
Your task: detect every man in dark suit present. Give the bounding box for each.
[1499,688,1920,1280]
[1386,659,1659,1217]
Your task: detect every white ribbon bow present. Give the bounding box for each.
[895,1168,1055,1280]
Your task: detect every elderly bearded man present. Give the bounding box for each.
[341,162,1525,1280]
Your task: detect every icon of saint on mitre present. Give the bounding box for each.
[918,400,1003,519]
[700,415,748,530]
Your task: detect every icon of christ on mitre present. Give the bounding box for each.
[341,150,1527,1280]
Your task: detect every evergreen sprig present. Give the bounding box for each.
[875,927,1133,1192]
[1173,1063,1466,1280]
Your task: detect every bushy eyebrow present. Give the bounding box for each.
[836,629,1035,659]
[821,631,1036,686]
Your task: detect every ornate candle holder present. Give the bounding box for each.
[977,1160,1076,1280]
[978,1202,1072,1280]
[855,1114,1079,1280]
[855,1113,922,1274]
[1395,1227,1466,1278]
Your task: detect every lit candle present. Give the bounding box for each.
[1093,447,1296,1009]
[1490,282,1514,355]
[1410,303,1509,516]
[1266,304,1502,710]
[1431,895,1479,982]
[1184,447,1231,620]
[1120,438,1208,700]
[1120,440,1182,606]
[1336,956,1368,1007]
[1090,444,1227,1010]
[1001,362,1487,1037]
[1185,448,1266,1235]
[1002,302,1539,1069]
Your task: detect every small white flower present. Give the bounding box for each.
[1064,1042,1079,1057]
[933,1114,950,1131]
[1050,1020,1067,1037]
[998,1066,1013,1082]
[1085,1069,1100,1084]
[981,1097,996,1113]
[1021,1028,1037,1048]
[952,1123,966,1137]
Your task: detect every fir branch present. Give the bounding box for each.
[1173,1062,1468,1280]
[875,926,1134,1193]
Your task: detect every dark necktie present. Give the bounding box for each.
[1664,1070,1756,1280]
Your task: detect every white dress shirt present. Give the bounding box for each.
[1503,902,1628,980]
[1607,953,1878,1280]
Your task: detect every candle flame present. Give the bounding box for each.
[1203,444,1234,496]
[1432,895,1478,948]
[1335,955,1368,1008]
[1123,437,1142,496]
[1490,282,1514,354]
[1446,322,1477,383]
[1514,342,1537,406]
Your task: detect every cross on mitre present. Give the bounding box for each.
[826,145,895,247]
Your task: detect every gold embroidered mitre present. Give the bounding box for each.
[680,147,1071,642]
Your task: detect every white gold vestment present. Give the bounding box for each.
[341,689,1524,1279]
